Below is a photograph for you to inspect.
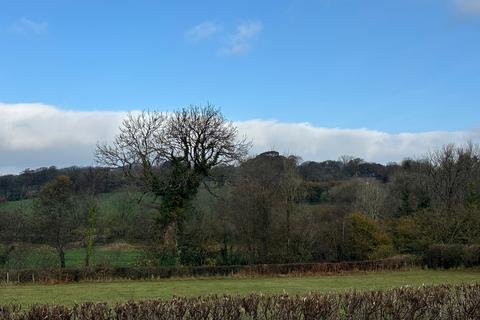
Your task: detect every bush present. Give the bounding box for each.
[424,244,480,268]
[344,213,393,260]
[464,245,480,267]
[390,215,432,254]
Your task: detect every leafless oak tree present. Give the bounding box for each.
[96,104,250,256]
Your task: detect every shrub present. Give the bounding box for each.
[390,215,432,254]
[424,244,480,268]
[344,212,393,260]
[463,245,480,267]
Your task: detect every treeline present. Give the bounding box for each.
[0,166,125,202]
[177,144,480,265]
[1,144,479,268]
[1,106,479,269]
[0,157,391,203]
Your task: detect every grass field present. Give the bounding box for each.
[1,269,479,307]
[0,198,33,213]
[0,192,124,217]
[0,191,154,219]
[1,192,146,269]
[3,244,144,270]
[64,247,144,268]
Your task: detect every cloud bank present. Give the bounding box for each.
[0,103,479,174]
[0,103,126,174]
[454,0,480,15]
[236,120,479,164]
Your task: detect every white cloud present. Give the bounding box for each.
[220,21,263,55]
[0,102,479,174]
[454,0,480,15]
[0,103,126,173]
[236,120,480,164]
[186,21,221,42]
[11,17,48,35]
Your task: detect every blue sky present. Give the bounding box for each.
[1,0,479,133]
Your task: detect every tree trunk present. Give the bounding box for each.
[85,205,96,267]
[59,248,66,268]
[163,221,178,258]
[222,229,228,263]
[286,203,291,257]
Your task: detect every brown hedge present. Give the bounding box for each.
[1,283,480,319]
[0,255,417,284]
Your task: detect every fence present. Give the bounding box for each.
[0,255,417,284]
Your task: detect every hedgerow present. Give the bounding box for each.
[0,256,416,284]
[1,283,480,319]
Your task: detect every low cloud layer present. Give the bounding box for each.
[0,103,479,174]
[236,120,479,164]
[454,0,480,15]
[0,103,126,173]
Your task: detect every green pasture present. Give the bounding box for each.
[64,247,144,268]
[2,245,143,270]
[1,269,479,307]
[0,192,131,218]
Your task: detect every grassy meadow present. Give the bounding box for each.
[0,192,128,218]
[64,246,143,268]
[2,244,143,270]
[1,269,480,307]
[1,192,146,269]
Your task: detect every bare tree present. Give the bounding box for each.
[96,104,249,257]
[278,155,303,256]
[424,143,479,212]
[355,179,387,220]
[422,143,480,243]
[34,175,76,268]
[229,152,303,263]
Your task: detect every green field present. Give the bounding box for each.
[0,192,129,217]
[0,191,157,218]
[0,198,33,213]
[2,244,144,270]
[1,269,479,307]
[1,191,147,269]
[64,246,144,268]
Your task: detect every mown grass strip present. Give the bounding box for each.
[1,269,479,307]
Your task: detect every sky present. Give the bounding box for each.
[0,0,479,173]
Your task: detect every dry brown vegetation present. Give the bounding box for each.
[1,283,480,319]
